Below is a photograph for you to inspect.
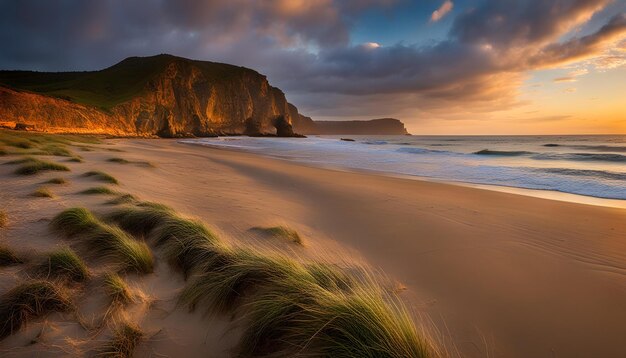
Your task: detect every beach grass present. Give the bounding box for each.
[80,186,117,195]
[167,241,231,279]
[33,247,89,282]
[137,201,173,211]
[0,280,73,339]
[181,248,435,357]
[67,157,84,163]
[100,198,438,356]
[98,320,143,358]
[0,129,101,146]
[5,139,34,149]
[0,244,22,266]
[107,205,174,237]
[239,279,435,358]
[51,208,154,273]
[154,216,223,277]
[152,216,218,248]
[45,177,68,185]
[79,223,153,274]
[253,225,303,245]
[50,207,99,237]
[76,145,95,152]
[108,205,220,277]
[106,157,154,167]
[14,158,70,175]
[4,157,38,165]
[0,131,98,161]
[83,171,119,184]
[179,249,308,314]
[106,194,138,206]
[107,157,130,164]
[32,187,54,198]
[306,262,358,292]
[103,272,134,306]
[39,143,73,157]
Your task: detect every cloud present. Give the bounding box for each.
[275,4,622,97]
[451,0,611,47]
[568,68,589,76]
[553,68,589,83]
[593,55,626,68]
[528,13,626,68]
[431,1,453,22]
[509,115,573,122]
[554,77,577,83]
[0,0,394,70]
[0,0,623,121]
[362,42,381,49]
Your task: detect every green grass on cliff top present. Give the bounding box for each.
[0,54,253,111]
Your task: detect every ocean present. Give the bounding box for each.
[181,135,626,203]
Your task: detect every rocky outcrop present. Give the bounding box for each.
[292,117,409,135]
[288,103,317,134]
[0,55,304,137]
[0,87,130,135]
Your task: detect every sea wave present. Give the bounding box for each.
[543,144,626,152]
[396,147,450,155]
[533,152,626,163]
[474,149,533,156]
[536,168,626,181]
[474,149,626,163]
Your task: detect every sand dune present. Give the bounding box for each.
[0,133,437,357]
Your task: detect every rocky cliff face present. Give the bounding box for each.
[288,103,317,134]
[0,55,302,137]
[0,87,124,134]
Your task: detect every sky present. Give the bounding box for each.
[0,0,625,135]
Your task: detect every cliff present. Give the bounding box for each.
[292,117,409,135]
[0,54,304,137]
[288,103,317,134]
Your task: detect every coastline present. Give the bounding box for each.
[2,136,626,357]
[182,138,626,209]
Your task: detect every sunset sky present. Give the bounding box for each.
[1,0,625,134]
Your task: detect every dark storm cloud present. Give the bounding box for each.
[450,0,611,46]
[0,0,377,70]
[0,0,624,118]
[273,0,625,116]
[272,2,624,105]
[529,12,626,67]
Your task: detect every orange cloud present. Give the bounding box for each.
[553,77,577,83]
[594,55,626,69]
[431,1,453,22]
[529,13,626,68]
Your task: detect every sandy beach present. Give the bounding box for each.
[2,136,626,357]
